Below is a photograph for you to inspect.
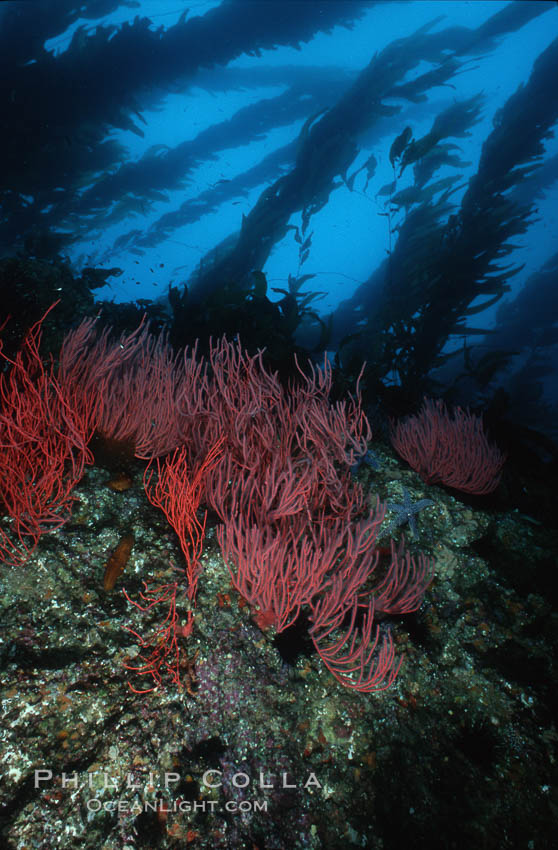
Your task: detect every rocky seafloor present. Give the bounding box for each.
[1,442,557,850]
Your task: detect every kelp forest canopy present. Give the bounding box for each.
[1,0,558,437]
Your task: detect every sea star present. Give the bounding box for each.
[383,487,434,537]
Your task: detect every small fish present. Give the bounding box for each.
[103,534,134,591]
[389,126,412,167]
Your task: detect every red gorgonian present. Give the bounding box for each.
[391,397,506,495]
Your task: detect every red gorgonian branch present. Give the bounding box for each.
[122,578,194,694]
